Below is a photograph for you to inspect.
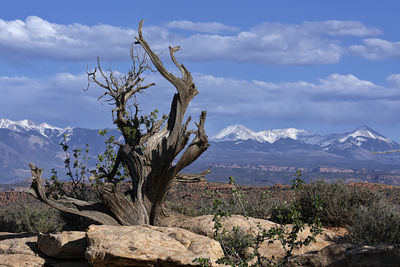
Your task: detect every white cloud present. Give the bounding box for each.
[301,20,382,36]
[165,20,239,34]
[316,74,382,97]
[1,71,400,132]
[0,16,134,61]
[172,29,342,65]
[190,73,400,130]
[0,16,384,65]
[0,74,112,128]
[349,38,400,60]
[386,74,400,88]
[137,20,382,65]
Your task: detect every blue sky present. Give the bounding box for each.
[1,0,400,140]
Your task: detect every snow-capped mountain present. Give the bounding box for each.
[339,126,393,145]
[211,124,397,152]
[0,118,72,138]
[205,124,400,172]
[0,118,119,183]
[1,118,400,185]
[211,124,321,144]
[318,126,398,155]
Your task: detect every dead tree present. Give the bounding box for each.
[29,20,209,226]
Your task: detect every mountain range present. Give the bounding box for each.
[1,118,400,185]
[210,124,398,155]
[0,118,119,184]
[196,124,400,185]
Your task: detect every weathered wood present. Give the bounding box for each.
[29,163,120,226]
[30,20,209,226]
[174,168,211,183]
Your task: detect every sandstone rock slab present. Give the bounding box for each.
[162,214,340,262]
[85,224,224,267]
[289,243,400,267]
[0,233,39,256]
[161,214,277,237]
[0,253,45,267]
[38,231,86,259]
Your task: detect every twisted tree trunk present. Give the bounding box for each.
[29,20,209,226]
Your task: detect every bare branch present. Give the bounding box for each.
[174,168,211,183]
[97,57,112,90]
[173,111,209,174]
[29,163,120,225]
[124,82,155,103]
[140,115,168,145]
[136,20,181,89]
[373,149,400,154]
[109,71,120,91]
[169,46,186,78]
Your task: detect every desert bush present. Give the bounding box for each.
[239,190,283,220]
[204,173,323,266]
[168,185,282,220]
[347,199,400,245]
[60,212,98,231]
[269,202,292,224]
[207,189,281,220]
[297,179,380,226]
[216,226,256,265]
[167,195,214,217]
[0,201,65,233]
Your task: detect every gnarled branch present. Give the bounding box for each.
[174,168,211,184]
[29,163,119,226]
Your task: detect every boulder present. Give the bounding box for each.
[161,214,277,237]
[162,214,340,262]
[0,232,91,267]
[289,243,400,267]
[37,231,86,259]
[0,254,45,267]
[43,259,92,267]
[255,223,338,261]
[0,233,45,266]
[85,224,224,267]
[0,233,39,256]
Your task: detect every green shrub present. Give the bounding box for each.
[216,226,256,265]
[269,202,292,224]
[347,200,400,245]
[297,179,379,226]
[0,202,65,233]
[168,197,214,217]
[60,212,98,231]
[168,185,282,220]
[209,174,323,267]
[240,190,283,220]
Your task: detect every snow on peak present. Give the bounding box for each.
[211,124,395,147]
[259,128,309,143]
[212,124,258,141]
[0,118,13,128]
[19,119,38,128]
[211,125,313,144]
[0,118,31,132]
[339,126,393,145]
[0,118,70,137]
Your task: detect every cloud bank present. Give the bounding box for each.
[0,16,134,61]
[349,38,400,60]
[0,16,390,65]
[2,71,400,132]
[165,20,240,34]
